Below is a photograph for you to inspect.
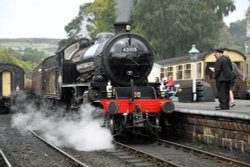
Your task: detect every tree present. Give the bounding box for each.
[59,0,116,49]
[64,3,94,39]
[21,49,48,64]
[58,3,93,49]
[85,0,116,38]
[228,19,246,52]
[131,0,235,60]
[217,24,234,49]
[0,48,35,74]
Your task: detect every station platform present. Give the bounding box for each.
[169,99,250,153]
[173,99,250,121]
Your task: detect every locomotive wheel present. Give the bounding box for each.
[109,118,115,135]
[83,91,90,104]
[156,117,160,127]
[70,96,79,110]
[104,117,116,135]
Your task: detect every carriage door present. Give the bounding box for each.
[2,71,11,96]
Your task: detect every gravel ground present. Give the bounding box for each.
[0,114,75,167]
[117,135,249,167]
[172,139,250,164]
[0,114,133,167]
[127,143,229,167]
[62,148,133,167]
[1,113,248,167]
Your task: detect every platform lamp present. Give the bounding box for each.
[188,44,200,102]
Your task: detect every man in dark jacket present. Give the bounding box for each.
[213,49,235,110]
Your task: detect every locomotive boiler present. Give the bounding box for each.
[32,23,175,136]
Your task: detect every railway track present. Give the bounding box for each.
[117,135,249,167]
[2,113,248,167]
[0,149,12,167]
[1,114,82,166]
[156,138,250,167]
[112,141,180,167]
[28,129,132,167]
[28,129,90,167]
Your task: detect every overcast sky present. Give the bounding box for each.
[0,0,93,38]
[224,0,249,26]
[0,0,249,39]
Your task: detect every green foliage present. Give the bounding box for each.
[60,0,244,61]
[85,0,116,38]
[0,48,35,74]
[0,38,59,55]
[217,25,234,49]
[60,0,116,46]
[131,0,235,60]
[58,4,92,50]
[228,19,246,52]
[21,49,48,64]
[64,4,92,39]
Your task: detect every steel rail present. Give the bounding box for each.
[113,141,181,167]
[157,138,250,167]
[0,149,12,167]
[28,129,90,167]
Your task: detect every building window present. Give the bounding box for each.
[184,64,191,79]
[197,62,202,78]
[166,66,173,77]
[160,68,165,79]
[176,65,183,80]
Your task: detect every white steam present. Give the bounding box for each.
[11,95,113,151]
[78,13,96,38]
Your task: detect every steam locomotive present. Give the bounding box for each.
[32,23,175,136]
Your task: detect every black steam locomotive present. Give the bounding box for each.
[32,23,175,135]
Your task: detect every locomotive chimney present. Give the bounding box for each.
[114,22,131,33]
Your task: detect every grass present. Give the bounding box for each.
[0,38,60,55]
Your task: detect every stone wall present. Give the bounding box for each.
[169,113,250,153]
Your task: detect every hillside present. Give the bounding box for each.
[0,38,61,55]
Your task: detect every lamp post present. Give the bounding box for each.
[188,44,200,102]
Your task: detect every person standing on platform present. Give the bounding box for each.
[230,62,243,107]
[155,77,160,83]
[164,75,176,98]
[165,75,175,91]
[213,49,235,110]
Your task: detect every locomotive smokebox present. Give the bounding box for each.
[114,22,131,33]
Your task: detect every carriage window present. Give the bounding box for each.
[176,65,183,80]
[184,64,191,79]
[234,62,242,71]
[71,48,88,62]
[205,62,215,80]
[166,66,174,77]
[160,68,165,79]
[197,62,202,78]
[160,68,164,73]
[64,43,80,60]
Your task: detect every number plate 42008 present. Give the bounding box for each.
[122,47,138,53]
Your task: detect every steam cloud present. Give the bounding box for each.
[11,92,113,151]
